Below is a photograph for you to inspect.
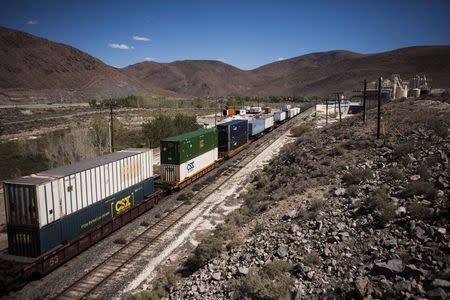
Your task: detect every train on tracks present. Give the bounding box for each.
[0,105,303,288]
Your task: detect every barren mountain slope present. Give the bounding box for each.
[247,46,450,96]
[0,27,176,103]
[123,60,259,97]
[125,46,450,97]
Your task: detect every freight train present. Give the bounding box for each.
[1,106,302,280]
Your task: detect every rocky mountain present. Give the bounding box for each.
[125,46,450,97]
[1,26,449,103]
[0,27,177,103]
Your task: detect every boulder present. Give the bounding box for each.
[276,245,289,258]
[211,272,221,281]
[432,278,450,288]
[371,259,404,277]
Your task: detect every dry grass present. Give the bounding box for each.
[342,167,373,185]
[231,260,293,300]
[304,250,322,267]
[364,189,396,224]
[403,181,438,200]
[290,123,313,137]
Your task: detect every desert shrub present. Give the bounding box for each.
[131,266,179,300]
[187,237,224,269]
[226,206,251,226]
[364,189,395,223]
[408,202,433,220]
[177,191,194,201]
[304,250,322,267]
[393,142,414,158]
[232,260,293,300]
[310,197,325,212]
[114,237,127,244]
[342,167,373,185]
[203,176,215,184]
[154,213,161,218]
[243,189,271,215]
[428,119,449,138]
[192,183,203,192]
[272,189,288,201]
[253,172,271,189]
[290,123,313,137]
[386,167,405,181]
[403,181,437,200]
[176,193,188,201]
[140,221,150,227]
[252,222,265,234]
[330,145,345,156]
[346,184,359,196]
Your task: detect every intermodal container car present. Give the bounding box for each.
[217,119,248,153]
[248,119,265,137]
[160,128,218,184]
[4,149,154,257]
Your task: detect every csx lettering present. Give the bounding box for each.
[187,162,195,172]
[16,233,31,244]
[115,196,131,214]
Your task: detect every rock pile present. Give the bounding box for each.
[166,99,449,299]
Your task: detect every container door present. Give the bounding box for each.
[4,184,38,227]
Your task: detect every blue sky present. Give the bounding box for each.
[1,0,449,69]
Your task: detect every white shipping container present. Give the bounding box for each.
[273,111,286,122]
[161,148,218,184]
[260,116,274,130]
[249,107,262,113]
[4,148,153,228]
[288,107,300,117]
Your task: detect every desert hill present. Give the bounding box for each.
[1,26,449,102]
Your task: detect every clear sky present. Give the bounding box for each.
[1,0,449,69]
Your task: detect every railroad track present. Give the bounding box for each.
[54,107,315,299]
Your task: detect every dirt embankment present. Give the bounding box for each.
[164,98,449,299]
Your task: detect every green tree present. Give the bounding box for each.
[142,113,201,147]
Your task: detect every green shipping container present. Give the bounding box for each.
[161,128,218,164]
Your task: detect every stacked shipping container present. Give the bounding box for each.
[4,149,154,257]
[217,119,248,153]
[160,128,218,184]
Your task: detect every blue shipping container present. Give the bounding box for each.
[248,119,265,137]
[217,119,248,152]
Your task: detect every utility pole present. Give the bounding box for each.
[214,98,217,127]
[337,93,342,123]
[325,98,329,124]
[363,79,367,123]
[109,103,114,153]
[377,77,382,139]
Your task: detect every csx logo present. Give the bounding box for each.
[16,233,31,244]
[187,161,195,172]
[115,195,131,214]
